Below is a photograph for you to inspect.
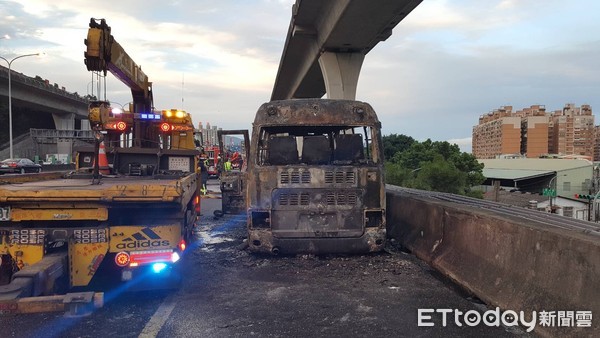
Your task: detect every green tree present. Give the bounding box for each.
[413,155,466,194]
[382,134,415,161]
[384,162,412,187]
[383,136,485,197]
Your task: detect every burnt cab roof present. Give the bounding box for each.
[253,99,381,127]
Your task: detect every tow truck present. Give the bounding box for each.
[0,18,201,315]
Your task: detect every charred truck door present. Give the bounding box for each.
[217,130,250,215]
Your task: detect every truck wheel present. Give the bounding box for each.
[184,209,194,243]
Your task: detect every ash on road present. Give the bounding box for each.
[157,197,522,337]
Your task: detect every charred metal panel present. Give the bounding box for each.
[271,188,364,238]
[220,172,247,215]
[254,99,380,128]
[248,227,385,255]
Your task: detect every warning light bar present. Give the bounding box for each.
[163,109,187,119]
[139,113,162,120]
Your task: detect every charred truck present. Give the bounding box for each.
[245,99,386,254]
[0,18,200,315]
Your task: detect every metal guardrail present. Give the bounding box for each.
[30,129,95,141]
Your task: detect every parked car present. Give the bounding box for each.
[0,158,42,174]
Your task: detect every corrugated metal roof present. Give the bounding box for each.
[483,168,553,180]
[480,158,592,171]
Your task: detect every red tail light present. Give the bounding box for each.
[179,239,186,251]
[115,252,130,267]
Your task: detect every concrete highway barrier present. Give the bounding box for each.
[386,186,600,337]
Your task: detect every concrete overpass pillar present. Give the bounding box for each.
[52,113,75,158]
[318,51,365,100]
[80,119,90,131]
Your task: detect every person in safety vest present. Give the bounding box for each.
[198,153,209,195]
[224,157,232,171]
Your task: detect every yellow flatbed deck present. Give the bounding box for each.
[0,174,198,203]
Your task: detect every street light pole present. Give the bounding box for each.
[0,53,41,159]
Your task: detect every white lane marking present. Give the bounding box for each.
[138,294,176,338]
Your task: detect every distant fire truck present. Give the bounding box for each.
[204,146,221,178]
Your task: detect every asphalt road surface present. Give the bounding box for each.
[0,180,528,337]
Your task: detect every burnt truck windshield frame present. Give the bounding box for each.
[257,126,376,166]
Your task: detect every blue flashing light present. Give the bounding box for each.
[141,113,148,119]
[152,262,168,273]
[154,114,161,120]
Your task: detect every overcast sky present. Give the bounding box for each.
[1,0,599,153]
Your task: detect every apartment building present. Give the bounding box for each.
[196,122,222,147]
[472,104,594,159]
[517,105,549,158]
[472,106,521,159]
[594,126,600,161]
[548,104,594,157]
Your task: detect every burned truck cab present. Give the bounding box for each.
[246,99,386,254]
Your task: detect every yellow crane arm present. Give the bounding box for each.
[84,18,152,104]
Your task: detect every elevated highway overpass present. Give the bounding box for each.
[272,0,422,100]
[0,65,90,157]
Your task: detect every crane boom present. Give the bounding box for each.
[84,18,158,148]
[84,18,152,105]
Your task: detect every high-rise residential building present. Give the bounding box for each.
[517,105,549,158]
[472,104,594,159]
[594,126,600,161]
[548,104,594,157]
[472,106,521,159]
[196,122,222,146]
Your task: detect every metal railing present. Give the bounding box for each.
[0,65,89,103]
[30,129,95,143]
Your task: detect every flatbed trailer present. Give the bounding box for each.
[0,168,200,315]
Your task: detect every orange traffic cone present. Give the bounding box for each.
[98,141,110,175]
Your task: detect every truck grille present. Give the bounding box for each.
[279,192,310,206]
[326,191,358,206]
[280,169,311,184]
[325,170,356,184]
